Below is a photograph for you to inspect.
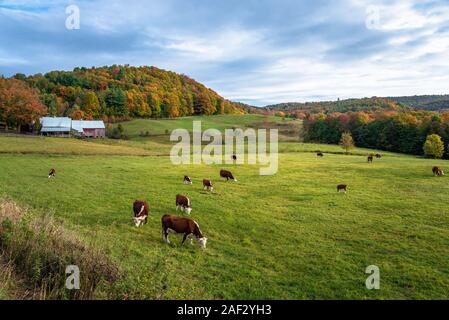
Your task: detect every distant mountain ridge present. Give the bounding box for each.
[263,95,449,114]
[263,97,407,114]
[387,95,449,111]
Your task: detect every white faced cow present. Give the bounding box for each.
[161,215,207,249]
[183,176,193,185]
[133,200,149,227]
[176,194,192,214]
[433,166,445,176]
[203,179,213,191]
[48,168,56,179]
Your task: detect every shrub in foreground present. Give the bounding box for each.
[0,199,121,300]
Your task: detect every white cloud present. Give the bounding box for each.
[159,29,265,61]
[0,56,29,66]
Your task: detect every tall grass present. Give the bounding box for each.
[0,198,121,300]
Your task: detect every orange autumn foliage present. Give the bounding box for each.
[0,78,47,131]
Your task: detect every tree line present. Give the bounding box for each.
[388,95,449,111]
[264,96,449,114]
[263,97,408,115]
[304,111,449,158]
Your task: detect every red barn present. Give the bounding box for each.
[72,120,106,138]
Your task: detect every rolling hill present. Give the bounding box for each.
[10,65,253,122]
[264,95,449,114]
[388,95,449,111]
[263,97,407,114]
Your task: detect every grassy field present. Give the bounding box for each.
[113,114,292,137]
[0,115,448,299]
[0,135,152,156]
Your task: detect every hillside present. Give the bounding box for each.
[115,114,298,135]
[9,65,250,123]
[388,95,449,111]
[264,97,407,115]
[264,95,449,114]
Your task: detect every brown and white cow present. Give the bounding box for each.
[203,179,213,191]
[48,168,56,179]
[220,169,237,182]
[337,184,348,193]
[161,215,207,248]
[176,194,192,214]
[184,176,193,185]
[367,155,374,163]
[432,166,445,176]
[133,200,149,227]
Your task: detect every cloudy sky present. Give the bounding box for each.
[0,0,448,106]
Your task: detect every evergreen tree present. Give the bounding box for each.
[106,88,127,116]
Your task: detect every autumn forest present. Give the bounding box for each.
[0,65,248,131]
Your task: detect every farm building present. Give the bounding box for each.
[39,117,106,138]
[40,117,72,136]
[72,120,106,138]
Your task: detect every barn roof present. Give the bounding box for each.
[40,117,72,132]
[71,120,106,133]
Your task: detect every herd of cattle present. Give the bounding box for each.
[46,152,445,250]
[317,152,445,194]
[47,168,237,249]
[47,166,237,249]
[132,169,237,249]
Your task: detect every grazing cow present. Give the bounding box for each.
[220,169,237,182]
[183,176,193,185]
[232,154,237,161]
[48,168,56,179]
[375,154,382,159]
[367,155,374,163]
[432,166,445,176]
[161,215,207,248]
[317,152,324,157]
[133,200,149,227]
[337,184,348,193]
[203,179,213,191]
[176,194,192,214]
